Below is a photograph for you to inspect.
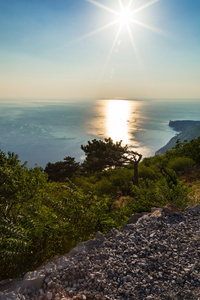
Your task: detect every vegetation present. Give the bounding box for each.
[44,156,80,182]
[1,137,200,280]
[156,121,200,155]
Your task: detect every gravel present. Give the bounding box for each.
[1,204,200,300]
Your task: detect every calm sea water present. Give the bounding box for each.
[0,98,200,167]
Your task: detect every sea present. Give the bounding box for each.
[0,98,200,168]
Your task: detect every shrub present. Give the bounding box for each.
[168,156,194,173]
[131,180,159,212]
[138,164,158,181]
[131,169,190,213]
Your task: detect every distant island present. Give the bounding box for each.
[156,120,200,155]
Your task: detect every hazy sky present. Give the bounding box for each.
[0,0,200,100]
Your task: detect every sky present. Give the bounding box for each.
[0,0,200,100]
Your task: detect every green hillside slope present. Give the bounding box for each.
[156,121,200,155]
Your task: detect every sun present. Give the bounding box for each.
[82,0,162,71]
[117,7,133,26]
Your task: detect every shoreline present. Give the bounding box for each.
[156,120,200,155]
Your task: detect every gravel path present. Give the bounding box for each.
[1,204,200,300]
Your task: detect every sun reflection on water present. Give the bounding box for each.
[106,99,132,145]
[87,98,184,158]
[88,99,140,147]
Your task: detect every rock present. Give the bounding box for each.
[163,203,182,216]
[83,239,101,252]
[67,231,105,257]
[150,209,164,219]
[151,207,162,213]
[46,291,53,299]
[127,212,147,224]
[44,263,56,275]
[0,277,23,298]
[136,214,150,223]
[20,271,45,294]
[1,205,200,300]
[120,224,135,231]
[95,231,105,242]
[185,204,200,213]
[0,292,18,300]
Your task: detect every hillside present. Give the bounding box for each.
[1,136,200,288]
[156,120,200,155]
[1,204,200,300]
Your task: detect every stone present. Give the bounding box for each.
[95,231,105,242]
[127,212,147,224]
[136,214,150,223]
[120,224,135,231]
[151,207,162,213]
[0,292,19,300]
[2,205,200,300]
[163,203,182,216]
[46,291,53,299]
[20,271,45,294]
[66,232,105,257]
[185,204,200,213]
[150,209,164,218]
[44,263,56,274]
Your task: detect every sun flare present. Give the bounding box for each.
[85,0,162,72]
[117,7,133,26]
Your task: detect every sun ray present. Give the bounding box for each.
[132,0,160,15]
[127,0,134,9]
[126,24,141,67]
[83,0,163,76]
[100,25,122,78]
[131,19,164,35]
[118,0,123,10]
[87,0,118,16]
[71,20,119,45]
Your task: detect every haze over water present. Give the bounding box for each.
[0,98,200,168]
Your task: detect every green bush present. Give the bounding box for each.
[0,144,194,280]
[0,163,125,280]
[93,168,136,196]
[168,156,194,173]
[131,180,159,212]
[155,177,190,209]
[131,169,190,213]
[138,164,158,181]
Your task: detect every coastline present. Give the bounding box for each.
[156,120,200,155]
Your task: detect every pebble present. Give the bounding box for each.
[1,205,200,300]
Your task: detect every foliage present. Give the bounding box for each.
[166,137,200,164]
[138,164,159,181]
[2,135,200,280]
[132,170,190,212]
[0,151,47,222]
[81,138,142,180]
[168,156,195,173]
[81,138,128,172]
[0,151,50,278]
[44,156,80,182]
[0,151,128,279]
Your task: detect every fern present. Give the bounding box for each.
[0,219,30,279]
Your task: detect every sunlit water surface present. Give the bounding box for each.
[0,98,200,167]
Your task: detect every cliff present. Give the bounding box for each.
[156,120,200,155]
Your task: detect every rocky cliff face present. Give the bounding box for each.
[169,120,200,133]
[156,120,200,155]
[1,204,200,300]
